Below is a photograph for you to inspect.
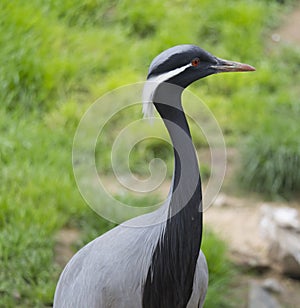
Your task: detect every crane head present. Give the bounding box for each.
[147,44,255,88]
[142,45,255,118]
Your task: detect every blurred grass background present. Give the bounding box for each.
[0,0,299,307]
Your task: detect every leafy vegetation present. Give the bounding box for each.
[239,115,300,196]
[202,230,233,307]
[237,45,300,196]
[0,0,299,307]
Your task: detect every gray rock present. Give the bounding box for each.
[262,278,284,294]
[248,281,281,308]
[260,205,300,278]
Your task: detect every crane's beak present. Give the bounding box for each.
[212,58,256,73]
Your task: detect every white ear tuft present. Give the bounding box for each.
[142,62,192,120]
[142,80,156,119]
[142,101,154,119]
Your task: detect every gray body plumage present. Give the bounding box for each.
[54,204,208,308]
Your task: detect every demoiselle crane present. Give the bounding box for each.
[54,45,255,307]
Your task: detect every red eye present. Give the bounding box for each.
[191,58,200,67]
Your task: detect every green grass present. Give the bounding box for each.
[1,0,299,306]
[0,110,77,306]
[238,115,300,196]
[202,230,234,308]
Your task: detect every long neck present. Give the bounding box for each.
[159,94,201,215]
[142,84,203,308]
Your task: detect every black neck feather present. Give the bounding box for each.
[142,87,203,308]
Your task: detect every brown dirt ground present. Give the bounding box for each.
[270,2,300,45]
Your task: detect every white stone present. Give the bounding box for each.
[260,205,300,278]
[262,278,284,294]
[248,281,281,308]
